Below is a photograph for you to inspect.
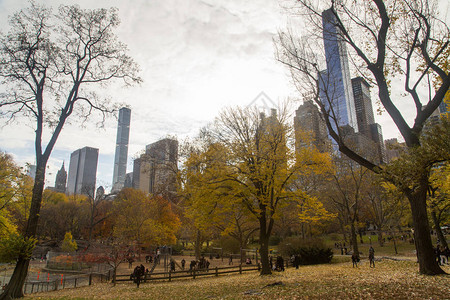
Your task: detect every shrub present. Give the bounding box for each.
[278,236,333,265]
[269,235,281,246]
[171,243,184,255]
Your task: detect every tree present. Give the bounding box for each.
[277,0,449,275]
[61,231,77,253]
[0,152,30,238]
[0,3,141,297]
[428,163,449,248]
[183,106,331,274]
[112,188,181,258]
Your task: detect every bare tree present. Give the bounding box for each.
[276,0,449,275]
[0,3,141,298]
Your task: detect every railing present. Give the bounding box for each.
[115,264,260,283]
[21,270,112,295]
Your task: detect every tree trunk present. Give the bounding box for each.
[407,186,445,275]
[195,230,201,260]
[259,231,271,275]
[350,222,359,255]
[390,231,398,254]
[0,258,30,299]
[378,230,384,247]
[431,209,448,248]
[1,164,46,299]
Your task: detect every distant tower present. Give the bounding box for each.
[67,146,99,196]
[112,107,131,193]
[351,77,375,137]
[54,162,67,193]
[133,138,178,201]
[351,77,386,163]
[294,100,330,153]
[319,8,358,133]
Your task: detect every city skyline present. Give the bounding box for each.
[0,0,448,189]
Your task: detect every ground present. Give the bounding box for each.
[25,258,450,299]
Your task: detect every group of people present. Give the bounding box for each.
[130,264,146,287]
[188,256,211,272]
[351,246,375,268]
[269,256,285,271]
[290,255,302,269]
[435,245,450,265]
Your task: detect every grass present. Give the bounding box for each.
[26,259,449,299]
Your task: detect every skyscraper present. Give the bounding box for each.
[351,77,386,163]
[67,146,99,196]
[112,107,131,193]
[294,100,330,153]
[319,8,358,132]
[54,162,67,194]
[351,77,375,137]
[132,138,178,201]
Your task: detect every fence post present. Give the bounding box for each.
[169,270,172,282]
[75,278,77,288]
[193,269,196,279]
[215,267,218,277]
[89,273,92,286]
[31,283,34,293]
[239,264,242,274]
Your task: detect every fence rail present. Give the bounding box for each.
[115,264,260,283]
[21,271,112,295]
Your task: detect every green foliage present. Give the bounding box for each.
[213,235,241,254]
[278,236,333,265]
[61,232,78,252]
[269,235,281,246]
[171,243,184,255]
[0,233,37,263]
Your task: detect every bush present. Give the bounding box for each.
[213,236,240,254]
[171,243,184,255]
[278,236,333,265]
[269,235,281,246]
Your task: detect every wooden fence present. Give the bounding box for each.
[23,271,112,294]
[115,264,260,283]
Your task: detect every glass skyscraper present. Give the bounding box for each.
[112,107,131,192]
[67,146,99,196]
[319,8,358,133]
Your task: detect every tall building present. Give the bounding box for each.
[294,100,330,153]
[112,107,131,193]
[351,77,386,163]
[319,8,358,133]
[54,162,67,194]
[132,138,178,201]
[67,146,99,196]
[351,77,375,136]
[384,138,406,163]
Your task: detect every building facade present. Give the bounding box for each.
[319,8,358,133]
[67,146,99,196]
[54,162,67,194]
[111,107,131,193]
[132,138,178,201]
[294,100,330,153]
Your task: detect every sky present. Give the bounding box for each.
[0,0,449,191]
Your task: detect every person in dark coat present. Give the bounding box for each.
[276,256,284,271]
[368,247,375,268]
[351,252,360,268]
[294,255,301,269]
[181,258,186,270]
[132,265,145,288]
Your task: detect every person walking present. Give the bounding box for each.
[352,252,360,268]
[369,246,375,268]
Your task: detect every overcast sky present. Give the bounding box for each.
[0,0,449,191]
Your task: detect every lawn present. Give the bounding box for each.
[26,259,449,299]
